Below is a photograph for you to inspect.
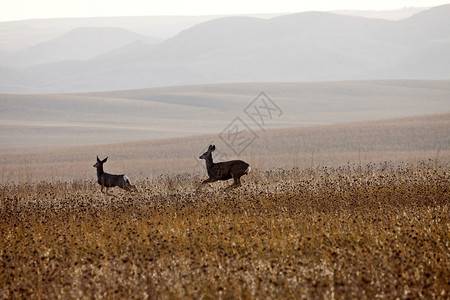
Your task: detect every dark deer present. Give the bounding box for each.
[93,156,137,194]
[198,145,251,190]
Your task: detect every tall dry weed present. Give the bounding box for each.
[0,161,448,299]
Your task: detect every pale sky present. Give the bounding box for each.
[1,0,450,22]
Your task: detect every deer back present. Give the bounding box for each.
[99,173,127,188]
[210,160,249,180]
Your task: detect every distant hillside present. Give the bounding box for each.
[1,80,449,148]
[1,27,160,68]
[0,15,221,52]
[1,5,449,93]
[0,8,425,53]
[333,7,427,20]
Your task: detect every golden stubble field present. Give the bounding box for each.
[1,161,448,299]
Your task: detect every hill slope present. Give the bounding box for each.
[1,5,450,93]
[1,80,449,149]
[2,27,160,68]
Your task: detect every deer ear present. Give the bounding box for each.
[97,156,101,162]
[102,157,108,163]
[211,145,216,151]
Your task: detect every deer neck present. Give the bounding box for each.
[97,166,104,177]
[204,155,215,171]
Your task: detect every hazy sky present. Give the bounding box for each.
[2,0,450,22]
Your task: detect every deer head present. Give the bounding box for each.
[93,156,108,168]
[199,145,215,160]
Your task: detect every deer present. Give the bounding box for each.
[198,145,251,191]
[93,156,137,194]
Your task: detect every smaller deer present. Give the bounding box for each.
[198,145,251,190]
[93,156,137,194]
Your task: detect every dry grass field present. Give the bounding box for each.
[0,161,448,299]
[0,111,448,299]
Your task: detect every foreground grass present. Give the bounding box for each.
[0,162,448,299]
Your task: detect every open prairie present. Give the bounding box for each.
[1,87,449,299]
[2,5,450,299]
[1,160,448,298]
[1,113,449,298]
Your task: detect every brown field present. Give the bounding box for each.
[0,112,448,299]
[1,161,448,299]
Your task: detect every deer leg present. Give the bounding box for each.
[197,178,217,192]
[225,176,241,190]
[124,183,138,193]
[121,177,137,192]
[126,181,138,192]
[202,178,217,185]
[105,187,114,196]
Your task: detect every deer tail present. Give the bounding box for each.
[245,166,251,175]
[123,175,138,192]
[123,175,130,183]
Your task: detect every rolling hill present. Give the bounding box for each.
[0,15,221,53]
[0,5,449,93]
[333,7,426,20]
[1,80,449,148]
[2,27,161,68]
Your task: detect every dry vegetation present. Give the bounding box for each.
[1,161,448,299]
